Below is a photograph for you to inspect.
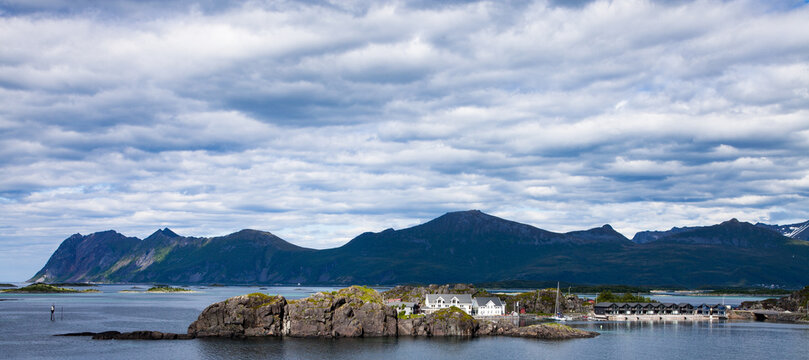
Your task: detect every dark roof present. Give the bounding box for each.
[426,294,473,305]
[595,302,707,308]
[473,297,504,307]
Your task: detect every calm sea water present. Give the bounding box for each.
[1,284,807,360]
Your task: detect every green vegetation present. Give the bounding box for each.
[596,291,656,303]
[152,246,175,263]
[544,322,573,329]
[1,283,99,293]
[335,286,383,304]
[0,283,16,288]
[246,293,282,309]
[247,292,273,300]
[146,286,193,293]
[397,311,425,320]
[431,306,475,321]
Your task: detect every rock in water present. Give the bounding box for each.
[187,293,287,338]
[284,286,397,337]
[57,331,193,340]
[397,307,478,336]
[507,324,598,339]
[426,307,478,336]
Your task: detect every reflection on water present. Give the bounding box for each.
[0,285,807,360]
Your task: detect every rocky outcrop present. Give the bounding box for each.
[475,319,597,339]
[476,319,517,336]
[506,324,598,339]
[283,286,397,337]
[187,293,287,338]
[185,286,397,338]
[57,331,193,340]
[397,307,478,336]
[741,286,809,312]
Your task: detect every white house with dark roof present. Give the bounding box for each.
[423,294,473,314]
[473,297,505,316]
[386,300,417,316]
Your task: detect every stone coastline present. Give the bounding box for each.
[59,286,598,341]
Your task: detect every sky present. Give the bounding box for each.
[1,0,809,281]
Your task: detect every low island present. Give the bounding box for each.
[1,283,100,293]
[146,286,194,293]
[119,286,195,294]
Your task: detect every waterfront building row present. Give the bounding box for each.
[594,302,728,317]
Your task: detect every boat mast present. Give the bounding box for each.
[555,282,560,316]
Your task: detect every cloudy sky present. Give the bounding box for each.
[1,0,809,280]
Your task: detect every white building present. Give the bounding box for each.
[423,294,473,314]
[386,301,416,316]
[473,297,505,316]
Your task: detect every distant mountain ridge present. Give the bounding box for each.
[30,210,809,287]
[755,220,809,241]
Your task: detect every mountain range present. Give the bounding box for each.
[30,210,809,288]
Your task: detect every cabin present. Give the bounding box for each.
[696,303,726,316]
[423,294,474,314]
[473,297,505,316]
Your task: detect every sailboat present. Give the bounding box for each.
[549,282,571,321]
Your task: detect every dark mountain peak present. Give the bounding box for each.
[414,210,568,241]
[653,218,789,248]
[160,228,179,237]
[425,210,517,228]
[82,230,137,244]
[145,228,180,241]
[91,230,123,236]
[219,229,314,252]
[566,224,631,243]
[232,229,275,237]
[434,209,489,221]
[28,230,140,283]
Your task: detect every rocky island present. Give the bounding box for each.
[2,283,99,293]
[61,285,597,341]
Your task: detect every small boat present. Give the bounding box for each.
[549,282,571,321]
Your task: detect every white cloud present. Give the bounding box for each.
[1,0,809,280]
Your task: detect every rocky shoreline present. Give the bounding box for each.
[58,286,598,341]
